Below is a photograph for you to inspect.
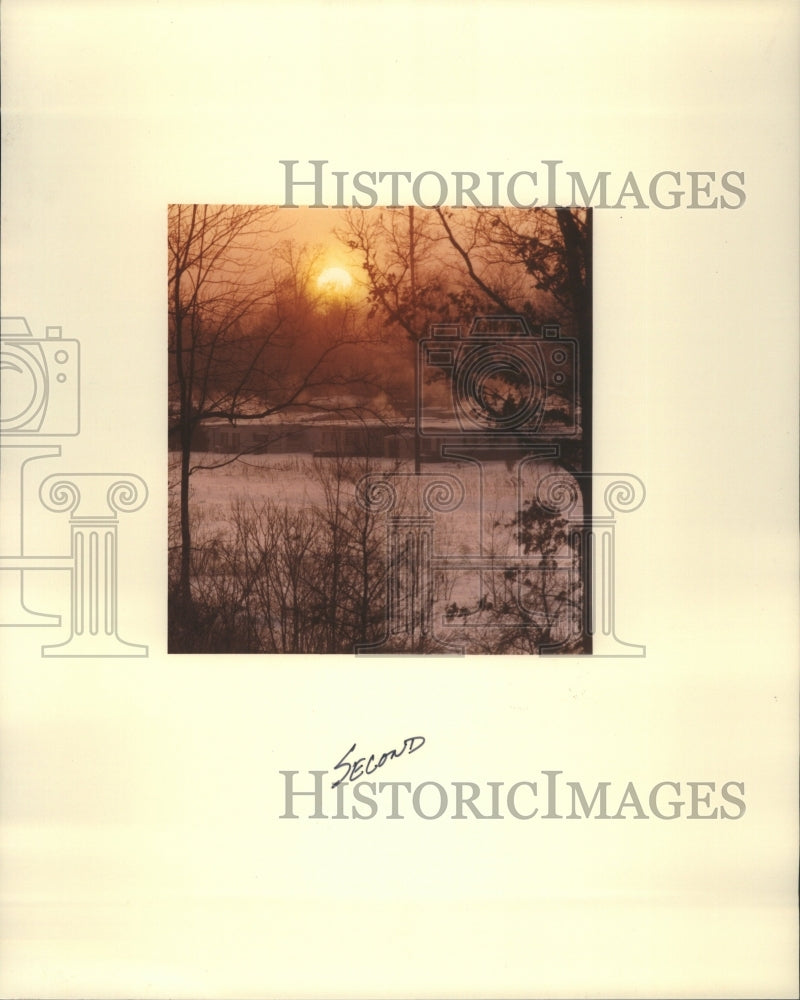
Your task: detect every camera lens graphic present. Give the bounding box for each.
[454,343,545,431]
[0,344,47,430]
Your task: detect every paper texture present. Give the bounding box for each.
[1,1,797,996]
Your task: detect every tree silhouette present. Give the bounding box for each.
[169,204,377,615]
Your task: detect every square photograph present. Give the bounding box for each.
[168,205,592,655]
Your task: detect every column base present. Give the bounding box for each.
[541,632,646,657]
[42,633,148,657]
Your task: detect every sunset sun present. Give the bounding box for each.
[317,266,353,295]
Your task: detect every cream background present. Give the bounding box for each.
[1,1,797,997]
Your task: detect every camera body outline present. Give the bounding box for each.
[0,317,80,436]
[417,315,579,439]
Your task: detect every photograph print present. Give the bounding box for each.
[168,205,592,655]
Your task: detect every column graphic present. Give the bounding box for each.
[0,316,150,657]
[536,472,646,655]
[38,475,149,657]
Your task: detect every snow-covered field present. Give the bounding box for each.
[169,451,583,653]
[174,451,574,553]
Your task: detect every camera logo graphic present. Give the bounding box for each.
[418,315,579,438]
[0,317,80,436]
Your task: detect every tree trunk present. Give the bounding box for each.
[179,419,193,610]
[557,207,593,655]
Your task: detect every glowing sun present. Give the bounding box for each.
[317,266,353,294]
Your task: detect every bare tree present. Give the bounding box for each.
[170,205,280,608]
[167,455,390,654]
[340,207,591,458]
[168,205,378,616]
[431,207,593,649]
[432,207,591,337]
[339,207,592,655]
[342,207,590,342]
